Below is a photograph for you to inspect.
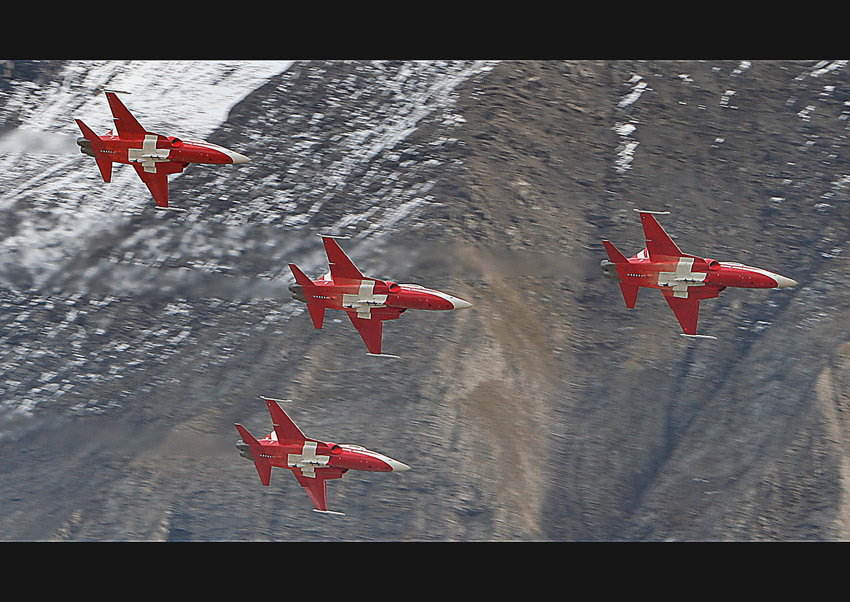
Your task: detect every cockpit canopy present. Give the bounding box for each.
[374,280,401,294]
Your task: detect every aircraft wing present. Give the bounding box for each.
[661,286,721,335]
[322,236,365,282]
[638,211,683,259]
[266,399,307,444]
[292,467,346,513]
[106,91,147,138]
[346,307,403,355]
[131,162,185,208]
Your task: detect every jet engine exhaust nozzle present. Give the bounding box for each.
[600,260,621,282]
[76,136,94,157]
[236,441,253,460]
[289,284,307,303]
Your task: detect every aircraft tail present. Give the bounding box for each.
[602,240,639,308]
[235,423,272,486]
[289,264,325,328]
[602,240,629,263]
[75,118,112,183]
[289,263,314,287]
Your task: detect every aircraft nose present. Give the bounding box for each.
[774,275,798,288]
[229,151,250,164]
[451,297,473,310]
[388,459,411,472]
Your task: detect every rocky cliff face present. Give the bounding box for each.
[2,60,849,540]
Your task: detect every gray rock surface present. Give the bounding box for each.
[2,59,850,540]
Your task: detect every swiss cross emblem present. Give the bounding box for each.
[288,441,330,478]
[128,134,171,173]
[657,257,707,298]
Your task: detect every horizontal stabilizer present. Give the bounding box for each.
[235,423,272,486]
[75,119,101,145]
[367,352,400,359]
[619,283,639,309]
[602,240,629,264]
[306,304,325,329]
[680,333,718,340]
[289,263,314,287]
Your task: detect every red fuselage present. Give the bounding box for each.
[602,249,798,294]
[291,278,473,314]
[77,133,249,168]
[238,433,410,474]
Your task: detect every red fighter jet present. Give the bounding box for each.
[75,91,249,209]
[235,397,410,515]
[289,235,473,356]
[601,210,798,338]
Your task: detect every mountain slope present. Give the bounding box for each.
[2,60,850,540]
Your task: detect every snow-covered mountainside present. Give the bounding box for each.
[3,60,850,541]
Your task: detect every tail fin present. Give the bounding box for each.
[602,240,629,263]
[321,236,365,282]
[289,264,325,328]
[619,283,639,309]
[75,119,112,183]
[289,263,314,287]
[235,423,272,486]
[602,240,639,308]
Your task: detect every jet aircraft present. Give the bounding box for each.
[601,210,798,337]
[75,91,249,209]
[235,397,410,515]
[289,235,473,356]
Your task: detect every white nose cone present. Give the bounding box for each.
[388,458,411,472]
[774,275,798,288]
[450,296,473,310]
[229,151,250,164]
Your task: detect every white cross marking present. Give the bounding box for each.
[127,134,171,173]
[287,441,330,478]
[657,257,707,298]
[342,280,388,319]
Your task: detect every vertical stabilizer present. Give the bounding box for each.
[75,119,113,183]
[235,423,272,486]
